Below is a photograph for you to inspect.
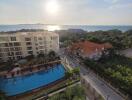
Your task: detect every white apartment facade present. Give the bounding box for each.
[0,31,59,61]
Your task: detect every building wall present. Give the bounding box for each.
[81,75,105,100]
[0,31,59,61]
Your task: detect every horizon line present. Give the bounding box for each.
[0,23,132,26]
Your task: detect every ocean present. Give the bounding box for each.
[0,24,132,32]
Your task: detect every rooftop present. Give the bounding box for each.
[68,41,113,55]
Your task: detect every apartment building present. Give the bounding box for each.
[0,31,59,61]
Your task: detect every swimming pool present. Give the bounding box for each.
[0,64,65,96]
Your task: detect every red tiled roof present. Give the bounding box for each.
[68,41,112,55]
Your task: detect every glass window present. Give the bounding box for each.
[28,51,33,54]
[26,42,32,45]
[38,37,42,40]
[10,48,14,51]
[10,37,16,41]
[9,43,13,46]
[27,47,32,50]
[14,42,21,46]
[39,46,44,49]
[0,43,8,47]
[15,52,22,55]
[25,37,31,41]
[14,47,21,51]
[4,48,9,52]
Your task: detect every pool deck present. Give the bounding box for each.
[0,60,70,100]
[0,60,61,79]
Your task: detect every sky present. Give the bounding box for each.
[0,0,132,25]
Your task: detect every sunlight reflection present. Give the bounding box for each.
[47,25,61,31]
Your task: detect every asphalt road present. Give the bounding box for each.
[59,48,125,100]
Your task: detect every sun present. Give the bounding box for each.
[45,0,59,15]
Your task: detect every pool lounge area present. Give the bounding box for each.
[0,64,65,96]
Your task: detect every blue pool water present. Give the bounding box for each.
[0,64,65,96]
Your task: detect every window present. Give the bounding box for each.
[13,57,15,60]
[51,36,57,40]
[27,47,32,50]
[8,52,11,56]
[39,46,44,49]
[11,52,14,56]
[4,48,9,52]
[25,37,31,41]
[0,43,8,47]
[9,43,13,46]
[14,42,21,46]
[38,37,42,40]
[28,51,33,55]
[26,42,32,45]
[8,57,12,60]
[4,43,8,47]
[40,50,44,54]
[10,48,14,51]
[10,37,16,41]
[15,52,22,55]
[14,47,21,51]
[0,53,2,57]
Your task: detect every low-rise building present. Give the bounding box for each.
[0,31,59,61]
[67,41,112,60]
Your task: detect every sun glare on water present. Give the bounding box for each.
[47,25,61,31]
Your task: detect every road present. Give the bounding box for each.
[59,48,125,100]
